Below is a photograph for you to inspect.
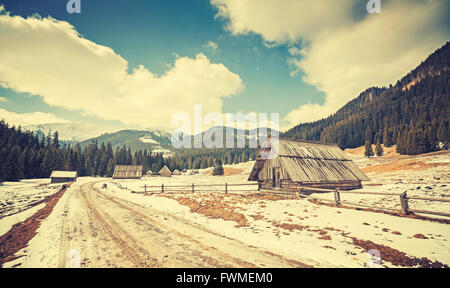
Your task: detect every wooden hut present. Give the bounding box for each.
[112,165,143,179]
[50,171,77,183]
[189,169,199,175]
[248,137,370,190]
[159,165,172,177]
[172,169,181,175]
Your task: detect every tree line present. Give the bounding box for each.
[0,119,257,182]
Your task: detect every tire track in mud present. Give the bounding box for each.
[57,195,72,268]
[91,182,310,268]
[80,182,158,268]
[93,187,252,267]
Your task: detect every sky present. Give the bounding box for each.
[0,0,448,133]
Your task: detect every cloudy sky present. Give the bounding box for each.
[0,0,448,132]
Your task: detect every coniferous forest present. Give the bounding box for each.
[0,119,257,181]
[284,42,449,154]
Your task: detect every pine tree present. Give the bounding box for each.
[364,141,374,158]
[375,140,383,156]
[212,159,224,176]
[106,159,115,177]
[7,145,24,180]
[53,131,60,149]
[382,129,393,147]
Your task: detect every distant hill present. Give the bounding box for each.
[23,122,120,143]
[283,41,449,155]
[79,126,278,153]
[77,125,276,167]
[79,129,173,155]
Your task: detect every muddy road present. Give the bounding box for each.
[54,181,309,268]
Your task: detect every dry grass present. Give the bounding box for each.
[250,215,264,221]
[348,236,448,268]
[272,222,309,231]
[0,183,71,267]
[363,159,448,174]
[413,234,429,239]
[203,167,244,176]
[167,195,248,227]
[345,144,398,157]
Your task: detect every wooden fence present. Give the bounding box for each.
[139,182,258,194]
[132,182,450,218]
[258,186,450,218]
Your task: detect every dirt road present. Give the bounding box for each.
[56,181,310,268]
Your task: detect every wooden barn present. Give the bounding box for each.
[50,171,77,183]
[248,137,370,190]
[159,165,172,177]
[112,165,143,179]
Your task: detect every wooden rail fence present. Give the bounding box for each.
[129,182,450,218]
[259,186,450,218]
[139,182,258,195]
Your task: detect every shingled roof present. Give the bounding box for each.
[50,171,77,178]
[112,165,143,179]
[248,137,370,183]
[159,165,172,177]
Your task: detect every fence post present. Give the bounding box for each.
[144,184,147,196]
[334,188,341,205]
[161,184,164,193]
[192,183,194,193]
[400,192,409,215]
[225,183,228,194]
[257,182,261,191]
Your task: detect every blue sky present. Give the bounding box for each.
[0,0,448,132]
[0,0,324,131]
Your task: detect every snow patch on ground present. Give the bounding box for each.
[139,136,159,144]
[0,179,61,219]
[0,203,45,237]
[102,152,450,267]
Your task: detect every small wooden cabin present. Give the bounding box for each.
[248,137,370,190]
[189,169,199,175]
[172,169,181,175]
[159,165,172,177]
[50,171,77,183]
[112,165,143,179]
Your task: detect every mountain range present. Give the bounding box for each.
[23,41,449,156]
[284,41,449,153]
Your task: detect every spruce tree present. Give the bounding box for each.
[364,141,374,158]
[106,159,115,177]
[212,159,224,176]
[375,140,384,156]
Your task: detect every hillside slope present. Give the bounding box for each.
[79,129,172,154]
[284,41,449,154]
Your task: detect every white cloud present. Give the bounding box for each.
[0,96,7,102]
[212,0,356,43]
[212,0,450,127]
[0,108,70,126]
[0,14,244,128]
[206,41,219,51]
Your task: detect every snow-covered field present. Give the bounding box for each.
[1,148,449,268]
[0,179,62,224]
[100,150,450,267]
[0,179,63,242]
[113,161,256,193]
[348,148,450,215]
